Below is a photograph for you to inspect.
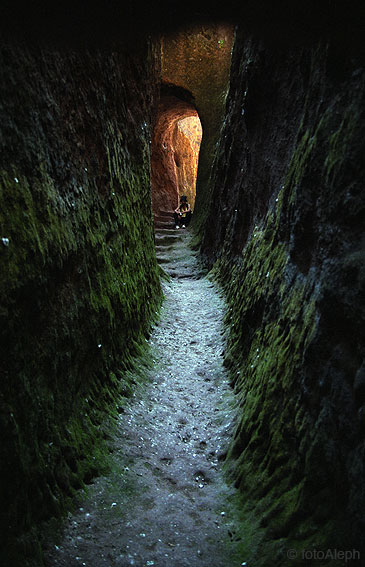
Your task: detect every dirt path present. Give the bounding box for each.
[44,228,244,567]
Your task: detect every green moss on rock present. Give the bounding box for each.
[202,30,365,566]
[0,39,162,565]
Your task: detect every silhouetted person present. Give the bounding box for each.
[174,195,191,229]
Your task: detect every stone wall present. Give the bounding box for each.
[161,23,234,233]
[173,115,202,208]
[151,95,199,215]
[0,39,162,563]
[200,29,365,565]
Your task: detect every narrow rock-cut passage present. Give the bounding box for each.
[44,228,242,567]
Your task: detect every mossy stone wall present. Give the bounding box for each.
[0,40,162,564]
[202,31,365,565]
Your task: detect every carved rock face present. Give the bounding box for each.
[151,95,201,214]
[160,24,234,229]
[173,115,202,209]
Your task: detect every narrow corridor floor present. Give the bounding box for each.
[44,229,244,567]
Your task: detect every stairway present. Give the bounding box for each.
[153,210,174,230]
[154,226,204,279]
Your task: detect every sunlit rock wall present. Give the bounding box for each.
[173,116,202,208]
[151,95,199,215]
[0,40,162,564]
[202,30,365,565]
[161,24,234,232]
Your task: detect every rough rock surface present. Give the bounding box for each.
[173,115,202,207]
[151,95,201,216]
[42,229,244,567]
[0,40,162,564]
[199,29,365,565]
[161,24,234,233]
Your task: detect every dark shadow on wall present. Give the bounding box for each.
[1,1,365,57]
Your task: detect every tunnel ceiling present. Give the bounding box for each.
[2,1,364,59]
[161,23,234,134]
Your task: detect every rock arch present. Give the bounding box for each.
[151,92,202,218]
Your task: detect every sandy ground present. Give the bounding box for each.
[43,227,245,567]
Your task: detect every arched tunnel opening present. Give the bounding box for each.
[151,88,202,224]
[0,4,364,567]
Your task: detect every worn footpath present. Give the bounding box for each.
[44,227,245,567]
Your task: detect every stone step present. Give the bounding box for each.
[155,226,188,233]
[156,256,174,265]
[154,220,175,229]
[167,271,197,279]
[154,212,173,221]
[155,243,174,251]
[155,232,182,243]
[155,230,181,237]
[155,226,179,233]
[155,249,174,257]
[153,214,174,225]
